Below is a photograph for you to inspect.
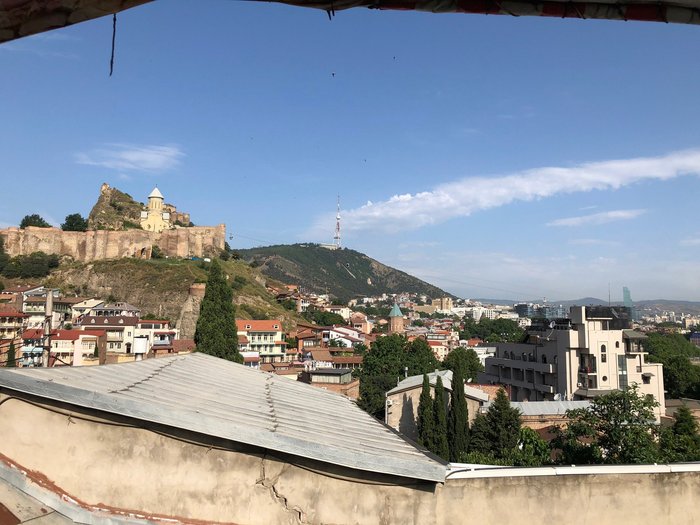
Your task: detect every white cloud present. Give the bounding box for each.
[568,238,621,246]
[75,144,184,173]
[313,148,700,235]
[680,237,700,247]
[547,209,646,227]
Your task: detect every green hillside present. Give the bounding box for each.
[237,243,452,300]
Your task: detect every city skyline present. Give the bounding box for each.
[2,1,700,300]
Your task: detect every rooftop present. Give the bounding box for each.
[0,353,445,482]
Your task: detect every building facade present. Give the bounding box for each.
[479,306,665,420]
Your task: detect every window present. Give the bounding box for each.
[643,375,651,385]
[601,344,606,353]
[542,355,547,364]
[601,354,607,363]
[615,341,620,348]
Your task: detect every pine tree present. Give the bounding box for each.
[194,259,242,363]
[417,374,435,449]
[447,368,469,461]
[6,341,16,367]
[487,388,521,459]
[432,375,449,460]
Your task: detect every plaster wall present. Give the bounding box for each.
[1,394,699,525]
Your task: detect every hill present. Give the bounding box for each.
[29,258,305,337]
[237,244,452,300]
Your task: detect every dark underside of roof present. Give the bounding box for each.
[1,0,699,46]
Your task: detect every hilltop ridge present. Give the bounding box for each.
[237,243,452,300]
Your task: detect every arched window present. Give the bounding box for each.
[542,355,547,364]
[601,344,607,353]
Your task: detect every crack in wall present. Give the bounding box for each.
[256,453,305,523]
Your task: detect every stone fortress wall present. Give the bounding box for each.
[0,224,226,261]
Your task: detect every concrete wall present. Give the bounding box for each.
[1,393,699,525]
[0,224,225,261]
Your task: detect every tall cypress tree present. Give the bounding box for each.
[447,368,469,462]
[6,341,16,367]
[432,375,449,460]
[417,374,435,449]
[194,259,243,363]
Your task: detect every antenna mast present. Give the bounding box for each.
[334,195,341,249]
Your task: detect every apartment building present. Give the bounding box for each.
[479,306,665,420]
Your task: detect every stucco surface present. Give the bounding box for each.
[0,225,225,261]
[1,394,700,525]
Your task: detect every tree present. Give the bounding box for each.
[417,374,435,449]
[194,259,242,363]
[5,341,16,367]
[659,405,700,462]
[405,338,439,377]
[467,388,521,462]
[443,347,484,382]
[447,368,469,461]
[432,376,449,460]
[512,427,550,466]
[552,385,659,465]
[357,334,407,418]
[0,237,9,273]
[61,213,88,232]
[20,214,51,228]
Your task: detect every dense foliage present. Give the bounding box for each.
[644,332,700,398]
[432,376,449,460]
[357,334,439,418]
[19,214,51,228]
[443,347,484,382]
[447,368,469,461]
[459,317,524,343]
[302,310,346,326]
[417,374,435,449]
[0,251,59,278]
[194,259,243,363]
[552,385,659,464]
[61,213,88,232]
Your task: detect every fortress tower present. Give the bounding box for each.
[140,187,171,233]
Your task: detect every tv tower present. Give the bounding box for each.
[333,195,341,249]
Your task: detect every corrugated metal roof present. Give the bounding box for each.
[0,353,445,482]
[481,400,591,416]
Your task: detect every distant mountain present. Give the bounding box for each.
[237,244,452,300]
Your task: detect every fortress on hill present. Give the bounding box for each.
[0,184,225,261]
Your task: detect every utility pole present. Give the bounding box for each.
[42,293,53,367]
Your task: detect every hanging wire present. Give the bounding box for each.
[109,13,117,76]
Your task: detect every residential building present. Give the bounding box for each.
[479,306,665,420]
[89,301,141,318]
[431,297,454,312]
[0,310,27,341]
[79,315,138,353]
[48,329,106,367]
[136,319,179,355]
[236,320,287,363]
[299,368,359,399]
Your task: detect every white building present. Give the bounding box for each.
[479,306,665,421]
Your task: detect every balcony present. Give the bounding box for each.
[488,357,555,374]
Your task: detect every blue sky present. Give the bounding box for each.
[2,1,700,301]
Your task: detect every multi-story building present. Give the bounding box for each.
[79,316,138,354]
[236,320,287,363]
[89,302,141,318]
[479,306,665,420]
[135,319,179,355]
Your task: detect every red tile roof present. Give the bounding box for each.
[0,310,27,318]
[236,320,283,332]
